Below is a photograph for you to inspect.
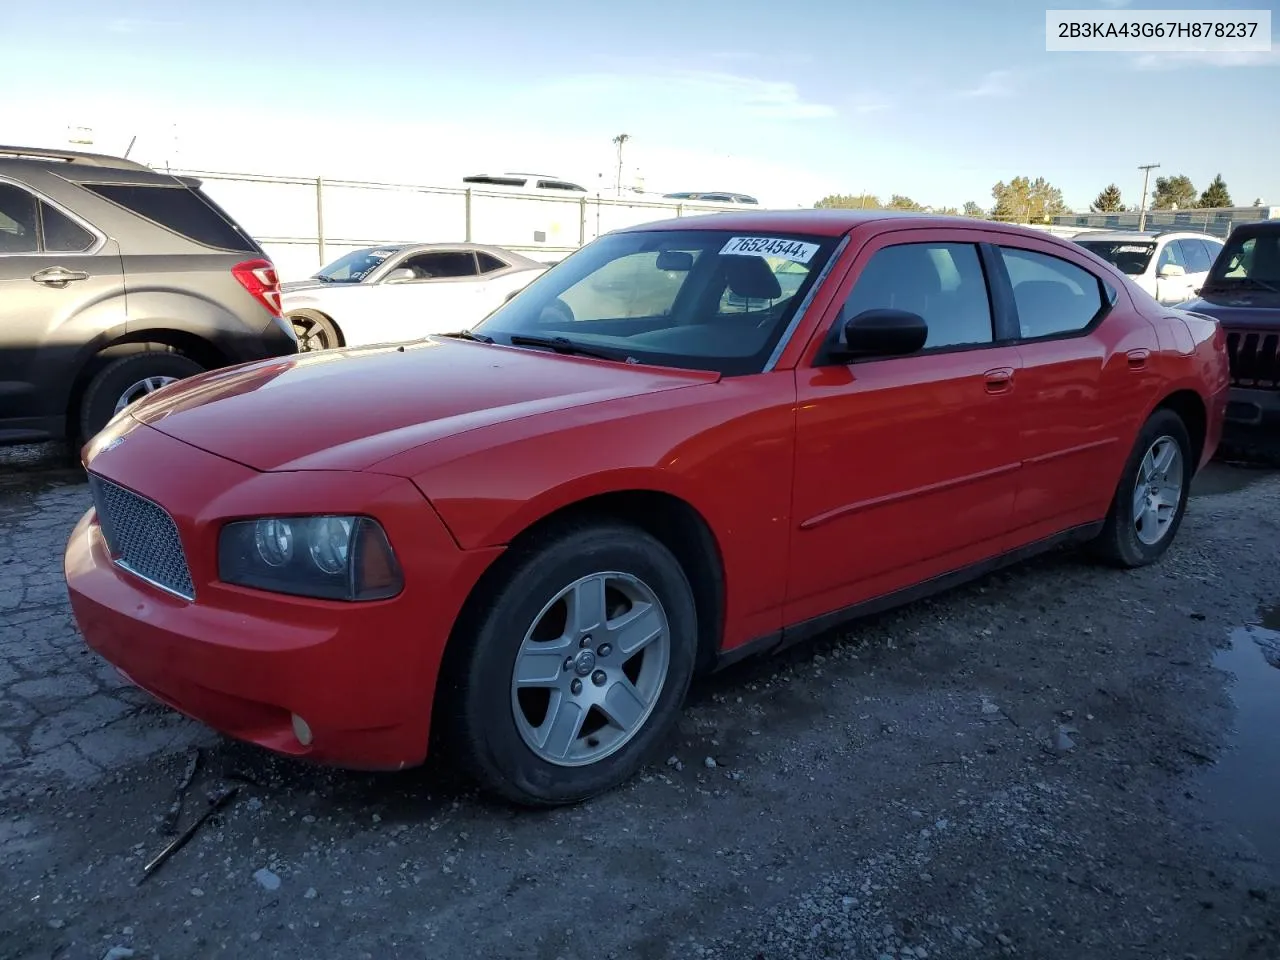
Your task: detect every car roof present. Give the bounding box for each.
[617,208,1081,240]
[1072,230,1220,243]
[382,241,544,267]
[1228,219,1280,237]
[0,143,153,172]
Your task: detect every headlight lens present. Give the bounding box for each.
[219,515,402,601]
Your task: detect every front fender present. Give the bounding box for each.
[403,374,800,646]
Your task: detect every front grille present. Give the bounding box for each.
[88,474,196,600]
[1225,329,1280,389]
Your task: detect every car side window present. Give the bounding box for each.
[476,252,508,274]
[840,242,993,350]
[398,251,479,280]
[1156,241,1185,271]
[40,203,96,253]
[1179,239,1212,274]
[0,182,39,254]
[1204,239,1224,263]
[998,246,1105,339]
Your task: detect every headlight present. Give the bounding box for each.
[218,515,402,601]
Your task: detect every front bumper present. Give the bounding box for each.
[1224,386,1280,433]
[64,421,500,769]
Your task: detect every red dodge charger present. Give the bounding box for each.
[64,210,1230,806]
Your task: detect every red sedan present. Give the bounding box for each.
[64,211,1230,806]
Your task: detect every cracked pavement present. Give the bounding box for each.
[2,444,1280,960]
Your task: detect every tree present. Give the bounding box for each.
[814,193,881,209]
[962,201,986,218]
[933,206,960,216]
[886,194,925,211]
[1197,174,1232,209]
[991,176,1069,223]
[1090,184,1124,212]
[1151,174,1197,210]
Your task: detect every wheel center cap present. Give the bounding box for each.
[572,649,597,677]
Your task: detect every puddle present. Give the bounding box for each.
[1202,622,1280,869]
[1191,461,1277,497]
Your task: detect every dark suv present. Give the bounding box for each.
[0,145,298,445]
[1177,220,1280,447]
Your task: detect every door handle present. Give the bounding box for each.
[31,266,90,285]
[1126,348,1150,370]
[984,367,1014,394]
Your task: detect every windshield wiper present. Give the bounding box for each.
[507,334,624,361]
[438,330,494,343]
[311,274,337,283]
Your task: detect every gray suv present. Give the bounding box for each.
[0,145,298,445]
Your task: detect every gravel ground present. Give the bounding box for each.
[2,442,1279,960]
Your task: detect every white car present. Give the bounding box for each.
[281,243,548,351]
[1072,230,1224,305]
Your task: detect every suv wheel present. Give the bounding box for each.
[80,353,205,441]
[444,522,698,806]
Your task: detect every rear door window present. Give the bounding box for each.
[999,247,1106,339]
[81,183,258,252]
[476,252,509,274]
[0,182,39,253]
[1178,239,1212,274]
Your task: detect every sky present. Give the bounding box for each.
[2,0,1277,210]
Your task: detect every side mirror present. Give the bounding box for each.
[383,267,418,283]
[1158,263,1186,279]
[831,308,928,361]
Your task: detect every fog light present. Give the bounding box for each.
[291,713,313,746]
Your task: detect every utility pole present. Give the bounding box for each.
[612,133,630,197]
[1137,163,1160,231]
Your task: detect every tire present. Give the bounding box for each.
[79,353,206,442]
[1090,408,1194,568]
[288,309,341,352]
[443,521,698,807]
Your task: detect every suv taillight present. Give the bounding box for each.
[232,258,282,317]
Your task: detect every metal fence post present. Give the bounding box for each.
[465,188,473,242]
[677,204,684,218]
[315,177,326,267]
[579,196,587,246]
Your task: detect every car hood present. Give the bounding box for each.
[126,338,719,473]
[1177,288,1280,329]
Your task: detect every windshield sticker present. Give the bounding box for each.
[720,236,819,263]
[369,250,395,258]
[1116,244,1150,253]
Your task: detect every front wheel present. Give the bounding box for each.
[443,522,697,806]
[1090,408,1193,567]
[79,353,205,442]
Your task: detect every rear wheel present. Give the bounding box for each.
[443,522,697,806]
[79,353,205,442]
[288,309,340,352]
[1091,408,1193,567]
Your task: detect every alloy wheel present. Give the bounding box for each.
[510,571,671,767]
[1132,435,1184,546]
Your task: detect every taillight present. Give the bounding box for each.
[232,258,282,317]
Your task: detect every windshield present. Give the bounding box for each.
[1204,233,1280,293]
[471,229,837,375]
[1075,240,1156,276]
[314,247,400,283]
